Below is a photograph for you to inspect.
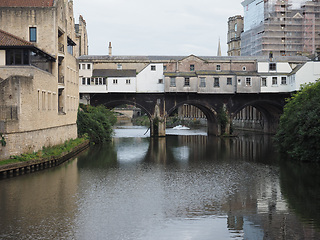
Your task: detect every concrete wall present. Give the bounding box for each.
[0,50,5,66]
[294,62,320,91]
[137,63,164,93]
[107,77,136,92]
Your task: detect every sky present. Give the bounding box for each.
[73,0,245,56]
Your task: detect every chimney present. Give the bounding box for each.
[108,42,112,56]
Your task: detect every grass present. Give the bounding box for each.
[0,137,88,166]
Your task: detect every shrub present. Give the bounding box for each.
[274,81,320,161]
[77,104,117,144]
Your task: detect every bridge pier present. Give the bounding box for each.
[150,117,166,137]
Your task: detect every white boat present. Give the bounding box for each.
[172,125,190,130]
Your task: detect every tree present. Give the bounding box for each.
[77,104,117,144]
[274,81,320,161]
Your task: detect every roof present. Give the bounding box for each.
[93,69,137,78]
[0,29,55,61]
[0,0,54,7]
[0,29,33,47]
[78,55,310,63]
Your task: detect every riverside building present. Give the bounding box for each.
[0,0,87,160]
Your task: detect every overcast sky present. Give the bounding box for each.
[73,0,245,56]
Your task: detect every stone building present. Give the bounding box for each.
[0,0,82,160]
[75,15,89,57]
[227,15,244,56]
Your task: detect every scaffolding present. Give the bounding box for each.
[241,0,320,56]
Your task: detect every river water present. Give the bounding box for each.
[1,126,320,240]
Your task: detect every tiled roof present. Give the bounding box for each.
[78,55,310,62]
[0,29,32,47]
[0,0,54,7]
[93,69,137,78]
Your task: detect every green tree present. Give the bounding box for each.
[77,104,117,143]
[274,81,320,161]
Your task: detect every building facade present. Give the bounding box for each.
[241,0,320,57]
[0,0,83,160]
[227,15,244,56]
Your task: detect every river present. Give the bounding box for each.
[0,126,320,240]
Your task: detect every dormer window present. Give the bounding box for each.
[269,63,276,71]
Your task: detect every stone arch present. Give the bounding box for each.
[230,100,284,134]
[166,100,221,136]
[99,99,167,137]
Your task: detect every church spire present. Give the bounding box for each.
[217,37,222,56]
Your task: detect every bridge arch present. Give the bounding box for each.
[230,100,284,134]
[166,100,222,136]
[97,99,166,137]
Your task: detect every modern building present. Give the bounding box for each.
[240,0,320,57]
[0,0,85,160]
[227,15,244,56]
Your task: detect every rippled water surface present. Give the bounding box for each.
[1,126,320,239]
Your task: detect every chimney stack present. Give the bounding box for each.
[108,42,112,56]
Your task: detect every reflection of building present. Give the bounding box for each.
[241,0,320,57]
[228,15,244,56]
[0,1,85,160]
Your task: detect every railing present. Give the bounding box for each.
[0,106,18,121]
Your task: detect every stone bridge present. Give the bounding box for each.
[91,92,290,137]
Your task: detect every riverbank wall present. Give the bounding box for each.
[0,140,90,179]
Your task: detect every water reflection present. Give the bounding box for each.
[1,129,320,239]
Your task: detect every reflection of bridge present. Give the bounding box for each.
[91,92,289,136]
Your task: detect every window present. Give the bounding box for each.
[214,78,220,87]
[103,78,106,85]
[151,65,156,71]
[67,44,73,55]
[238,79,241,85]
[216,65,221,71]
[29,27,37,42]
[242,66,246,71]
[113,79,118,84]
[163,65,167,71]
[227,77,232,85]
[170,77,176,87]
[82,64,86,69]
[87,64,91,69]
[235,23,238,31]
[82,78,86,85]
[6,49,30,65]
[190,64,195,71]
[126,79,131,84]
[269,63,276,71]
[272,77,278,85]
[245,77,251,86]
[200,77,206,87]
[261,77,267,87]
[184,77,190,86]
[281,76,287,85]
[87,78,90,85]
[158,79,163,84]
[117,64,122,70]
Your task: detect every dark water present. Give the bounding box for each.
[0,126,320,240]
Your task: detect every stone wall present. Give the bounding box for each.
[0,123,77,160]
